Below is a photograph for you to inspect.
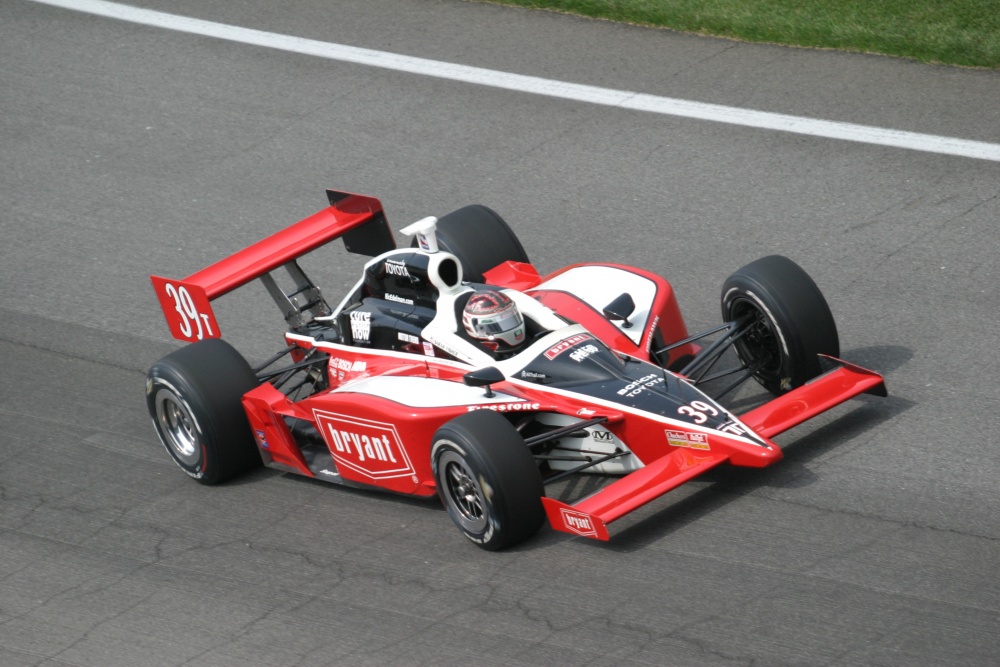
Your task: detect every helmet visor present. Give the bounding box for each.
[476,307,524,335]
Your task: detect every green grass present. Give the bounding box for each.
[479,0,1000,68]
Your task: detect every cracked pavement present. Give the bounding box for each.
[2,0,999,665]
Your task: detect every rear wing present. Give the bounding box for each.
[151,190,394,342]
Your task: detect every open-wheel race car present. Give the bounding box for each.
[146,190,886,550]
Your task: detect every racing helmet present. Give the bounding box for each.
[462,290,525,351]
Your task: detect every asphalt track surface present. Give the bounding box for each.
[2,1,999,665]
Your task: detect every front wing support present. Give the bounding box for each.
[541,356,886,541]
[541,448,729,541]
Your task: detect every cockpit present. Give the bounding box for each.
[321,218,565,365]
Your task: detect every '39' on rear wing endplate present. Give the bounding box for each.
[151,190,394,343]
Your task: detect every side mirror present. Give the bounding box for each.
[463,366,505,398]
[603,293,636,329]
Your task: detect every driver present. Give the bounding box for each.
[461,290,526,356]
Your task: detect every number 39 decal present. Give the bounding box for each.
[677,400,719,424]
[151,276,220,342]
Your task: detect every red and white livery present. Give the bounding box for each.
[146,190,886,550]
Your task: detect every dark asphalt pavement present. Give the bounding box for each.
[2,1,998,665]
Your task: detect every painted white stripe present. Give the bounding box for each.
[34,0,1000,162]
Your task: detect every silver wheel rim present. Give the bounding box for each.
[438,449,487,534]
[154,388,201,466]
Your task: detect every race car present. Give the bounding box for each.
[146,190,886,550]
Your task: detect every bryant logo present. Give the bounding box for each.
[314,411,415,480]
[544,333,594,360]
[559,508,597,537]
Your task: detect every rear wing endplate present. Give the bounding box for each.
[151,190,394,342]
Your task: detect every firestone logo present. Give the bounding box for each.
[559,508,597,537]
[314,410,415,480]
[467,402,541,413]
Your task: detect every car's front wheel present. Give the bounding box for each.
[721,255,840,395]
[146,338,261,484]
[431,411,545,550]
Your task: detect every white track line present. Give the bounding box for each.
[34,0,1000,162]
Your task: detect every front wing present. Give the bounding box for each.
[542,358,886,540]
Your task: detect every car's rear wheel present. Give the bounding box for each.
[431,411,545,550]
[417,204,530,282]
[721,255,839,395]
[146,338,261,484]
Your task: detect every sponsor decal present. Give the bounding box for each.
[350,311,371,342]
[591,430,615,442]
[398,332,419,344]
[569,344,600,363]
[665,430,711,450]
[544,333,594,360]
[384,258,410,278]
[645,316,659,352]
[467,402,541,413]
[520,370,547,380]
[559,508,598,537]
[319,468,340,477]
[618,374,664,397]
[577,408,597,417]
[255,429,269,449]
[314,411,415,479]
[718,420,747,437]
[466,519,497,545]
[329,357,367,381]
[330,429,395,463]
[385,293,414,305]
[422,341,436,357]
[427,336,462,359]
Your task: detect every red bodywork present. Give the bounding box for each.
[152,191,886,541]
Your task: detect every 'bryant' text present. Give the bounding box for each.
[326,426,399,463]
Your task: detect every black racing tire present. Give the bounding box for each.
[431,410,545,550]
[721,255,839,395]
[415,205,529,282]
[146,338,261,485]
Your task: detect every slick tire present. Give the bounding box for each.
[415,204,529,282]
[432,411,545,551]
[146,338,261,485]
[721,255,840,395]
